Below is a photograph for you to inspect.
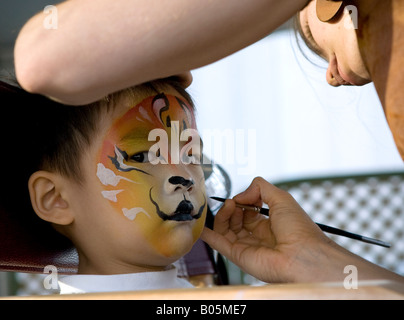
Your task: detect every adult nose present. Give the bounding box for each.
[326,64,341,87]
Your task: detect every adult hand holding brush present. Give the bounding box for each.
[201,177,404,284]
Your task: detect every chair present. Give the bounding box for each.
[0,204,224,296]
[0,161,229,296]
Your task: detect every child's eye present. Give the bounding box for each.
[130,151,150,163]
[181,149,201,165]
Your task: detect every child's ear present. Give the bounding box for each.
[28,171,74,226]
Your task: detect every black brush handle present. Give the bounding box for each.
[210,197,391,248]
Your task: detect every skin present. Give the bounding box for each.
[30,87,207,275]
[14,0,309,105]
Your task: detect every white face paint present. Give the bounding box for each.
[122,207,151,221]
[97,164,148,221]
[138,105,153,122]
[101,190,123,202]
[96,163,136,186]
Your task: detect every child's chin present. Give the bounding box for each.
[159,235,195,259]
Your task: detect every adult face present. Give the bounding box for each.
[299,0,371,87]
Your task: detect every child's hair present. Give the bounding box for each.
[0,78,193,216]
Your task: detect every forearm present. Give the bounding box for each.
[14,0,308,105]
[292,239,404,284]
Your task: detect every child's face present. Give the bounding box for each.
[71,87,206,273]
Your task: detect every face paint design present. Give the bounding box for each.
[96,163,139,186]
[149,186,206,221]
[122,207,151,221]
[109,145,151,175]
[96,93,206,257]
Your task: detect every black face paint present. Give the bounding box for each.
[176,96,193,130]
[109,146,151,175]
[168,176,194,189]
[149,188,206,221]
[152,93,170,127]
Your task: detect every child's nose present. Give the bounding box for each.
[164,176,194,194]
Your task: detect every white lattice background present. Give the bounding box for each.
[224,172,404,285]
[280,173,404,276]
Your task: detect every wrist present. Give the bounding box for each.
[289,238,404,284]
[285,239,347,283]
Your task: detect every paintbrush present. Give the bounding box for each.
[210,196,391,248]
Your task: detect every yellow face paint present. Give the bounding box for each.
[96,93,206,258]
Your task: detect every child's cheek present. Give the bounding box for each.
[107,182,153,221]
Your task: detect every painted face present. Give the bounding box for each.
[95,92,206,263]
[299,0,371,87]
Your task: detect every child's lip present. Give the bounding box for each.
[167,212,195,221]
[167,200,194,221]
[171,198,206,222]
[150,188,206,221]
